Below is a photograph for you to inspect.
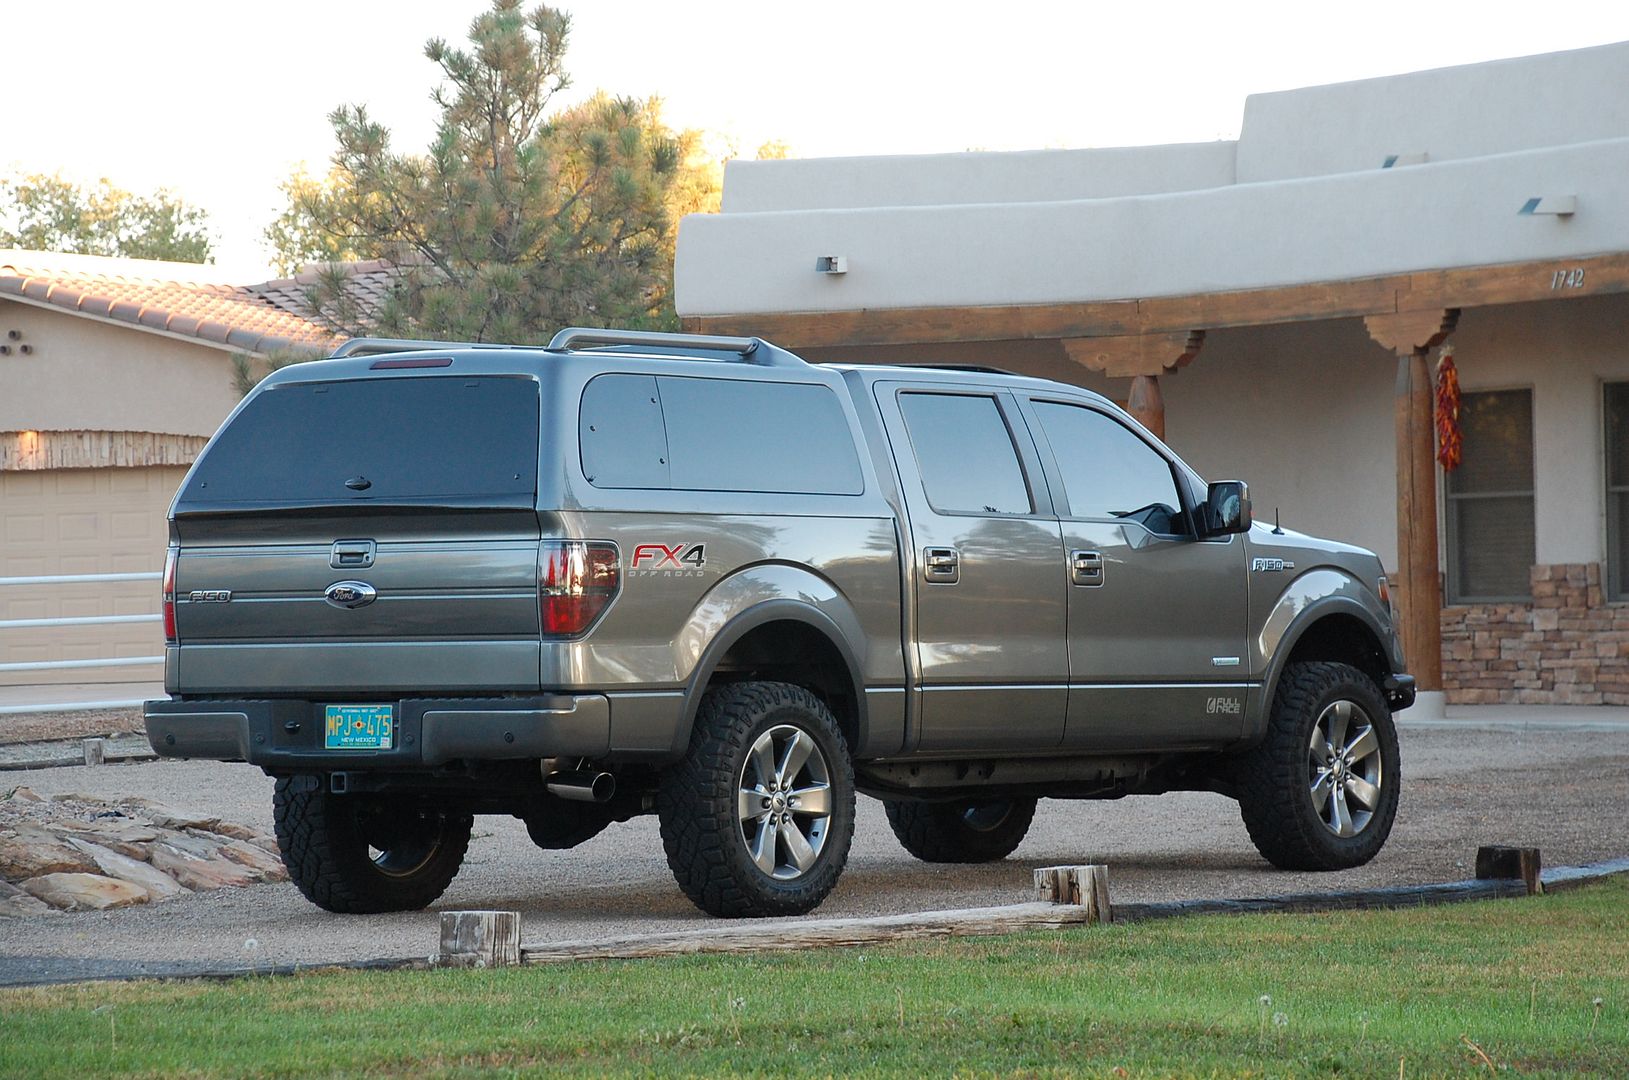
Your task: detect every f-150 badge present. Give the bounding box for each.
[1251,558,1295,572]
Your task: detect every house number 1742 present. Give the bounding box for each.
[1550,268,1586,290]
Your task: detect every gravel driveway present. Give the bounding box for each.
[3,723,1627,985]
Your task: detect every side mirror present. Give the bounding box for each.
[1204,480,1252,536]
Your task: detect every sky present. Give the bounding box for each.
[6,0,1629,279]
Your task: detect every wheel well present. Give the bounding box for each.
[706,619,860,748]
[1283,614,1389,690]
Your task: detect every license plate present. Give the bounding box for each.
[324,705,395,750]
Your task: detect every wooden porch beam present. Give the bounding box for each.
[682,251,1629,350]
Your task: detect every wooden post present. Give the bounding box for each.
[82,738,105,767]
[1062,331,1204,444]
[1364,309,1458,693]
[1126,375,1164,440]
[435,910,522,968]
[1033,864,1112,924]
[1475,846,1543,895]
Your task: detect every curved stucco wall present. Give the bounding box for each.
[677,136,1629,317]
[1237,41,1629,183]
[720,142,1238,213]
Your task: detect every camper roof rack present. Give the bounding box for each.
[547,327,807,368]
[330,337,526,358]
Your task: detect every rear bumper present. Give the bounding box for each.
[1383,673,1417,711]
[144,695,611,770]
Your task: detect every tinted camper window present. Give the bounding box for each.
[181,376,539,506]
[580,374,863,495]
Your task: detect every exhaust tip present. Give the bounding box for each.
[547,769,616,803]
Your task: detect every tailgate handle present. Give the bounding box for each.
[331,539,376,569]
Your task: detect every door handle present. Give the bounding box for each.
[1071,549,1104,586]
[923,547,960,584]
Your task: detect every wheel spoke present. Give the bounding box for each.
[1328,785,1353,836]
[1308,725,1334,764]
[749,816,777,874]
[738,786,769,823]
[781,819,817,872]
[1310,772,1332,813]
[776,730,814,788]
[789,784,831,816]
[747,731,777,790]
[1344,726,1378,763]
[1325,701,1352,751]
[1345,774,1380,811]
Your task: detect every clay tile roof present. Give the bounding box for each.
[248,258,409,328]
[0,250,348,354]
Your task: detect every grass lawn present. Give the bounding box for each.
[2,879,1626,1078]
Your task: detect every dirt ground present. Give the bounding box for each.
[0,707,143,746]
[1,722,1625,985]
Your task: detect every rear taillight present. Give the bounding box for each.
[162,545,178,644]
[539,542,619,638]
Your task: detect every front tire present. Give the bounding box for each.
[657,681,856,918]
[883,797,1037,863]
[273,778,472,913]
[1236,661,1400,871]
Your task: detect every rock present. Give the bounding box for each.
[0,827,99,880]
[208,821,258,842]
[5,786,44,803]
[246,834,282,855]
[63,838,188,900]
[167,830,227,858]
[49,820,160,861]
[0,880,55,917]
[20,872,150,911]
[148,842,258,891]
[46,792,106,805]
[122,799,221,832]
[217,839,288,882]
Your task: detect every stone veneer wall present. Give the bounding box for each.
[1441,564,1629,705]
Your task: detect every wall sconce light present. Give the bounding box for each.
[815,255,849,275]
[1519,195,1577,217]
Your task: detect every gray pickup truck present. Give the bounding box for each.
[145,328,1413,918]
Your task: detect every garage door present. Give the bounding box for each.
[0,466,185,687]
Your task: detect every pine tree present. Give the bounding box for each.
[274,1,701,342]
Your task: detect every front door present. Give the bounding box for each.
[1019,396,1248,750]
[877,383,1067,752]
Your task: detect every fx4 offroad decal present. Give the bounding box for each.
[630,543,707,577]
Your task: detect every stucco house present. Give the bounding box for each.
[0,253,402,689]
[675,41,1629,714]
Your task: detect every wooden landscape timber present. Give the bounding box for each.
[682,251,1629,350]
[425,854,1629,970]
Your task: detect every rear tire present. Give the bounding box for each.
[1236,661,1400,871]
[883,797,1037,863]
[273,778,472,913]
[657,681,856,918]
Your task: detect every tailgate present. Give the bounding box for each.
[167,373,544,695]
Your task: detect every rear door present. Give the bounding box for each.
[1019,396,1248,750]
[876,382,1067,752]
[170,374,543,695]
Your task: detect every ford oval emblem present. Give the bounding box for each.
[325,581,377,609]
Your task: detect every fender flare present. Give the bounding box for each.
[1250,569,1400,741]
[674,599,869,757]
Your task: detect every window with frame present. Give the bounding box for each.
[1605,383,1629,600]
[1029,400,1190,536]
[897,392,1032,515]
[1445,389,1535,602]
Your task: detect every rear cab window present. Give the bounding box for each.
[896,391,1033,515]
[179,375,540,509]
